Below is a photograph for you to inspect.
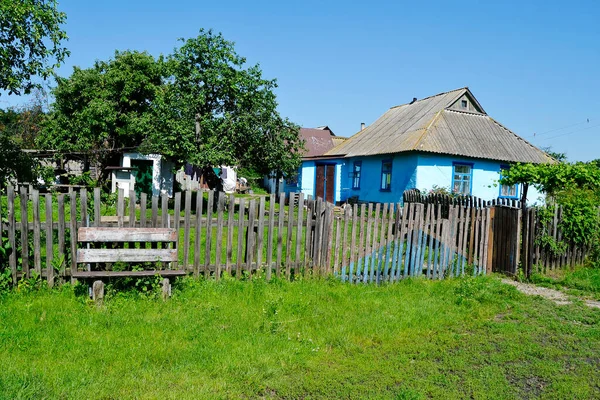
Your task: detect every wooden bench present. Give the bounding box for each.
[75,227,186,301]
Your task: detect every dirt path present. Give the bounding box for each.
[502,279,600,309]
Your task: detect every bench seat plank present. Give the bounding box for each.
[72,270,187,278]
[77,248,178,263]
[78,227,177,243]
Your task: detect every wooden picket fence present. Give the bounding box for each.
[1,185,497,286]
[2,185,591,287]
[405,191,593,277]
[334,202,491,284]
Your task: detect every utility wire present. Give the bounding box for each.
[526,119,591,138]
[536,122,600,141]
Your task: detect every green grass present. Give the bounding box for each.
[531,267,600,300]
[1,276,599,399]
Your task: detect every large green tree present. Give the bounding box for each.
[143,29,303,179]
[39,50,165,177]
[0,0,69,95]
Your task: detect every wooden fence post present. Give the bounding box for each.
[485,207,495,274]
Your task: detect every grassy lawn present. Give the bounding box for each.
[0,276,599,399]
[530,266,600,301]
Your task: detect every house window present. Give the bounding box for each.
[452,163,472,195]
[499,166,518,198]
[285,168,300,186]
[461,100,468,109]
[352,161,361,189]
[380,160,392,191]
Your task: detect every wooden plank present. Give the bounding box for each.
[333,213,342,276]
[482,208,491,275]
[19,186,30,278]
[363,203,374,283]
[426,204,436,279]
[276,193,285,277]
[458,205,466,275]
[265,194,275,279]
[304,198,313,278]
[404,203,415,277]
[226,194,235,275]
[460,207,471,275]
[341,205,351,280]
[527,208,536,278]
[183,190,192,270]
[161,194,168,228]
[369,203,381,283]
[324,205,335,275]
[72,269,186,278]
[129,190,136,228]
[77,248,178,263]
[78,228,178,242]
[140,193,147,228]
[485,207,495,274]
[69,191,78,279]
[376,203,388,282]
[347,204,357,281]
[45,194,54,287]
[173,192,181,232]
[357,204,366,282]
[411,204,423,277]
[204,190,214,276]
[32,189,42,275]
[236,198,246,279]
[151,195,159,228]
[514,208,522,275]
[194,191,204,276]
[247,198,256,276]
[284,193,294,279]
[433,204,443,279]
[313,199,323,274]
[7,187,17,284]
[215,193,225,279]
[295,193,304,276]
[392,203,405,281]
[57,194,65,278]
[256,196,266,270]
[117,188,124,227]
[384,203,395,281]
[473,208,481,273]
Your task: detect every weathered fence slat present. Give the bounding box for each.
[45,194,54,287]
[295,193,304,276]
[32,189,42,275]
[266,194,275,280]
[183,190,192,270]
[204,190,214,275]
[226,194,235,275]
[236,198,245,279]
[276,193,285,277]
[215,193,225,279]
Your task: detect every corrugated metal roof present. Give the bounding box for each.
[326,88,553,164]
[300,128,337,157]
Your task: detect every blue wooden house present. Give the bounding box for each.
[264,126,347,203]
[267,88,553,204]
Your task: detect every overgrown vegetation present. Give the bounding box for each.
[501,161,600,265]
[531,267,600,301]
[0,276,599,398]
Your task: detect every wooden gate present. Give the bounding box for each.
[489,206,521,275]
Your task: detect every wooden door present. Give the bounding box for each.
[316,165,325,201]
[315,164,335,204]
[325,165,335,203]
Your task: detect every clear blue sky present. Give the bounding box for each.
[3,0,600,161]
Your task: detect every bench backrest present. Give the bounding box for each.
[76,227,178,264]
